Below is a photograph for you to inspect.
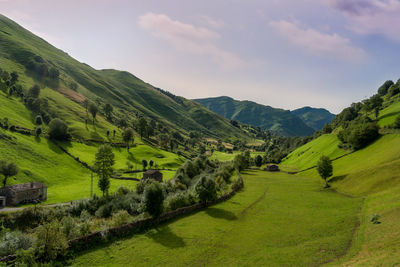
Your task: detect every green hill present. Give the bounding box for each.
[280,94,400,265]
[0,14,247,140]
[194,96,315,136]
[291,106,335,131]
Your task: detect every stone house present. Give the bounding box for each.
[264,164,280,172]
[142,170,163,182]
[0,182,47,206]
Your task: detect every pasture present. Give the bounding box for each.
[72,170,362,266]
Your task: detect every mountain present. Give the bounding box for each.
[194,96,315,136]
[0,14,247,140]
[291,106,335,131]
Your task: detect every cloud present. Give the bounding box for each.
[326,0,400,42]
[198,15,225,29]
[269,20,367,61]
[138,12,244,69]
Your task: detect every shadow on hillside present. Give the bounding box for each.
[145,226,185,248]
[46,139,63,154]
[205,207,237,221]
[329,175,347,183]
[379,111,400,120]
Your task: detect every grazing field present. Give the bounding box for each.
[291,133,400,265]
[210,151,263,162]
[60,141,185,170]
[0,130,138,203]
[280,134,347,171]
[377,96,400,127]
[72,170,362,266]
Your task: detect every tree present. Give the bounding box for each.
[138,118,148,139]
[104,103,113,120]
[122,127,135,151]
[35,126,42,137]
[255,155,263,167]
[35,220,68,262]
[28,84,40,98]
[143,182,164,218]
[378,80,394,96]
[317,156,333,188]
[0,160,18,187]
[195,176,217,204]
[88,102,98,125]
[94,145,115,196]
[394,115,400,129]
[48,118,70,141]
[35,115,43,125]
[10,71,18,84]
[149,159,154,168]
[142,159,148,171]
[83,99,89,117]
[368,94,383,119]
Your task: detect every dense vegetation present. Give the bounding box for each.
[291,106,335,131]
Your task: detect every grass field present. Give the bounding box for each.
[280,134,347,171]
[210,151,264,162]
[72,170,362,266]
[60,141,185,170]
[378,96,400,127]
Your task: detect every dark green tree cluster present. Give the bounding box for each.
[48,118,70,141]
[0,160,19,187]
[0,68,23,97]
[338,120,379,150]
[26,55,59,80]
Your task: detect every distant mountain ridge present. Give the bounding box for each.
[194,96,316,136]
[291,107,335,131]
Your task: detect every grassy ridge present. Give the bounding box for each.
[72,170,362,266]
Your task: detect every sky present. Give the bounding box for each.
[1,0,400,113]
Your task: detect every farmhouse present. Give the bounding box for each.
[142,170,163,182]
[0,182,47,206]
[264,164,280,172]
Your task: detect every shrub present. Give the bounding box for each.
[61,216,78,239]
[255,155,263,167]
[95,203,113,218]
[48,118,70,141]
[35,115,43,125]
[142,182,164,218]
[0,231,34,257]
[195,175,217,204]
[165,192,192,211]
[35,220,68,262]
[35,126,42,136]
[111,210,131,227]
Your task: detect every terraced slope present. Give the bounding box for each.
[72,170,362,266]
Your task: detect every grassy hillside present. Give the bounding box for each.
[0,14,247,140]
[195,96,315,137]
[280,134,347,172]
[292,106,335,131]
[279,98,400,265]
[72,170,362,266]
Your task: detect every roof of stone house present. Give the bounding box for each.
[0,182,47,193]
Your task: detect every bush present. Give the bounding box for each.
[95,203,113,218]
[35,220,68,262]
[142,182,164,218]
[339,121,379,150]
[195,175,217,204]
[35,115,43,125]
[48,118,70,141]
[0,231,34,257]
[35,126,42,136]
[61,216,78,239]
[165,191,194,211]
[111,210,131,227]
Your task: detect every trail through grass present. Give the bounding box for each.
[72,170,362,266]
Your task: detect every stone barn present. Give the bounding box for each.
[142,170,163,182]
[0,182,47,206]
[264,164,280,172]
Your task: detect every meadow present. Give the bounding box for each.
[72,170,362,266]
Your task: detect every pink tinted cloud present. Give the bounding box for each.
[270,20,367,61]
[326,0,400,42]
[138,12,245,69]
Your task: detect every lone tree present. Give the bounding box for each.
[255,155,263,167]
[104,103,113,120]
[48,118,70,141]
[28,84,40,98]
[195,176,217,204]
[138,118,148,139]
[149,159,154,168]
[143,182,164,218]
[94,144,115,196]
[122,127,135,151]
[368,94,383,119]
[0,160,18,187]
[142,159,148,171]
[317,155,333,188]
[88,102,98,126]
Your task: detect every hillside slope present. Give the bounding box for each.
[280,97,400,266]
[194,96,315,136]
[0,14,246,140]
[291,106,335,131]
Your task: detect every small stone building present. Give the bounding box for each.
[264,164,280,172]
[0,182,47,206]
[142,170,163,182]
